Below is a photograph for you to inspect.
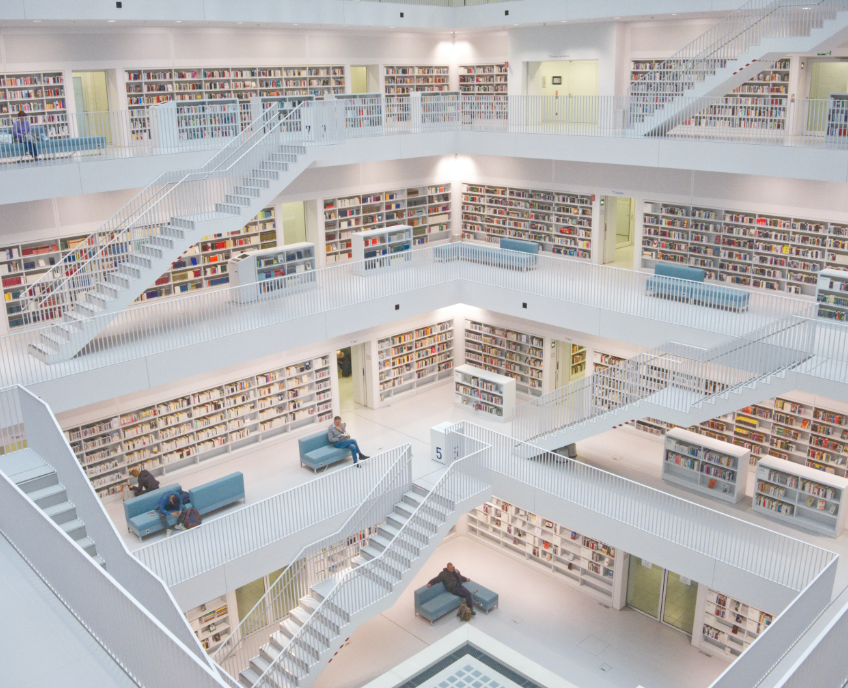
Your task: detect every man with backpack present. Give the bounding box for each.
[156,490,189,536]
[427,562,476,617]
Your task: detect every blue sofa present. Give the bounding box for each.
[298,429,351,473]
[434,240,538,271]
[414,581,499,624]
[0,125,106,160]
[647,262,749,312]
[123,472,245,540]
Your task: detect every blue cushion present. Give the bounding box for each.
[500,238,539,255]
[129,500,194,537]
[298,430,332,456]
[414,581,498,621]
[124,483,182,522]
[303,445,350,468]
[654,262,705,282]
[188,472,244,514]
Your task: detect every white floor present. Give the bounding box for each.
[312,535,725,688]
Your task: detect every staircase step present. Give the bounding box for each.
[53,320,82,337]
[15,466,59,494]
[43,501,76,525]
[60,518,87,541]
[238,667,262,688]
[351,555,369,568]
[260,641,308,682]
[410,484,431,499]
[215,203,243,215]
[402,491,426,508]
[149,236,174,249]
[28,341,58,359]
[224,194,253,206]
[41,330,69,346]
[27,483,67,508]
[367,533,394,551]
[358,545,384,561]
[378,523,401,540]
[76,536,97,556]
[233,185,262,197]
[93,555,106,568]
[160,225,186,239]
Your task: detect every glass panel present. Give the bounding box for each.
[235,576,267,627]
[663,571,699,634]
[626,556,663,619]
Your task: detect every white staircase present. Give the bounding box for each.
[633,0,848,136]
[0,447,105,567]
[23,105,316,364]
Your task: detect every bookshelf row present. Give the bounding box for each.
[459,64,508,94]
[662,428,750,503]
[701,588,774,660]
[323,183,451,263]
[641,199,848,296]
[464,319,545,397]
[62,355,333,502]
[817,268,848,321]
[384,66,449,97]
[461,183,594,261]
[570,343,587,381]
[467,497,627,608]
[454,364,516,421]
[186,595,231,654]
[377,319,454,404]
[826,93,848,139]
[0,70,66,131]
[593,350,626,373]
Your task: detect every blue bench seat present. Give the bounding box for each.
[298,429,351,473]
[0,125,106,160]
[414,581,499,624]
[647,261,749,312]
[434,239,538,271]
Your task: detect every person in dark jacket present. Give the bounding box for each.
[129,468,159,497]
[427,562,476,615]
[157,491,188,534]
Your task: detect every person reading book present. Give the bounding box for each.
[327,416,369,467]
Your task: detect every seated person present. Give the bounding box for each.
[157,490,188,535]
[327,415,369,467]
[128,468,159,497]
[427,562,476,616]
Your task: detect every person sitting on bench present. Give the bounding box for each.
[327,416,369,467]
[428,562,476,616]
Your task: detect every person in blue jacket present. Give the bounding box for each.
[157,491,188,534]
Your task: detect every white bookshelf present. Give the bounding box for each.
[63,355,333,502]
[462,183,594,261]
[336,93,383,130]
[414,91,461,127]
[825,93,848,141]
[699,587,774,661]
[248,94,315,131]
[377,320,454,405]
[753,454,848,537]
[593,350,626,373]
[351,225,413,275]
[384,65,449,97]
[816,267,848,322]
[570,343,587,381]
[454,364,516,422]
[467,497,628,609]
[229,242,316,302]
[641,200,848,296]
[464,319,544,397]
[459,64,508,94]
[323,183,451,263]
[186,595,231,654]
[150,99,240,146]
[662,428,750,503]
[0,71,67,134]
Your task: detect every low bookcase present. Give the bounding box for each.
[351,225,413,275]
[229,242,316,303]
[662,428,750,503]
[453,364,516,422]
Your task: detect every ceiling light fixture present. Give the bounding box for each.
[108,19,115,22]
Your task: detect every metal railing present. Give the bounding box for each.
[214,443,414,679]
[352,0,515,5]
[135,447,407,587]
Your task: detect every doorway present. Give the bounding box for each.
[279,201,307,245]
[351,65,381,94]
[807,60,848,133]
[73,71,112,141]
[626,557,699,635]
[343,342,372,410]
[526,60,599,97]
[602,196,636,268]
[553,339,586,388]
[337,347,355,412]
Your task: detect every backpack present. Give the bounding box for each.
[184,507,203,529]
[457,603,473,622]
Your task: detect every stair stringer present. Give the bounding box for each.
[30,146,317,364]
[638,10,848,136]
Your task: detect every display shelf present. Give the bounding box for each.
[0,71,66,133]
[570,343,587,381]
[63,355,333,502]
[466,497,628,608]
[461,183,594,261]
[336,93,383,130]
[384,65,449,97]
[351,225,413,274]
[377,320,454,404]
[662,428,750,503]
[458,64,508,95]
[454,364,516,422]
[826,93,848,141]
[185,595,231,654]
[699,587,774,661]
[150,99,240,145]
[752,454,848,537]
[413,91,461,127]
[640,199,847,296]
[464,319,544,397]
[323,183,450,263]
[593,350,626,373]
[816,268,848,322]
[229,242,316,302]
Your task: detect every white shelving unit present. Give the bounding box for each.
[323,183,451,263]
[825,93,848,141]
[0,71,66,134]
[753,454,848,537]
[351,225,413,275]
[593,350,626,373]
[336,93,383,131]
[816,267,848,322]
[466,497,629,609]
[462,183,594,261]
[459,64,508,94]
[248,94,315,132]
[413,90,461,128]
[698,586,774,661]
[377,320,454,405]
[150,99,240,146]
[662,428,750,504]
[384,65,449,97]
[453,364,516,422]
[229,242,316,302]
[641,200,848,296]
[569,343,587,382]
[464,319,544,397]
[186,595,231,654]
[63,355,333,502]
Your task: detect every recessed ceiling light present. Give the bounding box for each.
[108,19,115,22]
[175,20,181,23]
[33,20,41,23]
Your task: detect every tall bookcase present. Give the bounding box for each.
[150,99,241,145]
[322,183,451,263]
[825,93,848,140]
[698,586,774,661]
[376,320,454,406]
[458,64,508,94]
[0,71,66,134]
[817,268,848,321]
[464,319,545,397]
[186,595,231,654]
[63,355,333,502]
[593,350,626,373]
[467,497,629,609]
[662,428,750,503]
[383,66,450,97]
[570,344,587,381]
[461,183,594,261]
[641,200,848,296]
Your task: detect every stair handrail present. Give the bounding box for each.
[214,443,414,678]
[24,102,306,323]
[248,434,493,688]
